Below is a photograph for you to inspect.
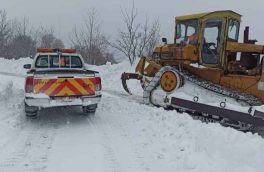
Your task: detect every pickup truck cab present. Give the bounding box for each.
[24,48,102,117]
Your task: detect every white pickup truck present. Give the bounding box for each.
[23,48,102,117]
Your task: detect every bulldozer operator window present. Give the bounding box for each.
[176,23,186,43]
[228,19,239,41]
[202,19,223,64]
[176,20,198,44]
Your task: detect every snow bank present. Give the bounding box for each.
[0,81,13,101]
[0,57,32,75]
[98,95,264,172]
[0,59,26,160]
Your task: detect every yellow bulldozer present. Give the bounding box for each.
[121,10,264,131]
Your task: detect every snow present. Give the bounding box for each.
[26,93,50,99]
[0,57,264,172]
[0,57,31,75]
[189,63,206,69]
[0,81,14,101]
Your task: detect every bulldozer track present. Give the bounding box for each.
[179,69,263,106]
[144,66,262,106]
[143,66,264,131]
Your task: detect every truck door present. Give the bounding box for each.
[201,19,224,66]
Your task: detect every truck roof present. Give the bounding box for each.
[36,52,81,56]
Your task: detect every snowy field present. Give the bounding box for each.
[0,57,264,172]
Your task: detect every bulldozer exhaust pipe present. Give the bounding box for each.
[244,26,249,43]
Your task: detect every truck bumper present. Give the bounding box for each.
[25,94,102,108]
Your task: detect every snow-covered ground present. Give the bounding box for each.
[0,57,264,172]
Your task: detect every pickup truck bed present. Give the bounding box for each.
[24,48,102,117]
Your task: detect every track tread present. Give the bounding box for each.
[142,66,262,131]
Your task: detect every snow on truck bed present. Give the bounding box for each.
[0,57,263,172]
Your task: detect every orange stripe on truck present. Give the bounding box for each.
[75,78,95,95]
[34,78,95,96]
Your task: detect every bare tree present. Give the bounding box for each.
[112,3,161,65]
[12,17,32,36]
[36,26,64,48]
[137,19,161,57]
[112,2,140,65]
[52,38,64,48]
[0,11,65,59]
[70,8,116,65]
[0,10,12,57]
[7,18,36,59]
[145,20,161,56]
[8,35,36,59]
[40,33,55,48]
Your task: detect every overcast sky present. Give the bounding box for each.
[2,0,264,47]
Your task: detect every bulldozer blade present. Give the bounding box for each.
[121,72,142,95]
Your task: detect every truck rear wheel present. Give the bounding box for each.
[25,103,39,117]
[82,104,97,115]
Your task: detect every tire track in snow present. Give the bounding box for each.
[102,89,143,104]
[0,108,61,172]
[87,115,121,172]
[0,119,57,172]
[0,74,150,171]
[94,93,153,171]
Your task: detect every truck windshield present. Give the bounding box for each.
[35,55,83,68]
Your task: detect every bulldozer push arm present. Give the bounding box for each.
[121,57,162,95]
[121,73,143,95]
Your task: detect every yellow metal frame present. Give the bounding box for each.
[198,17,227,68]
[175,10,242,69]
[176,10,241,22]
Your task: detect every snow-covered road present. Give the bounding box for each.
[0,58,264,172]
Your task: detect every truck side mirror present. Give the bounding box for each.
[23,64,31,69]
[162,38,167,44]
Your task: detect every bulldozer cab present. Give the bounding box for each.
[175,10,241,68]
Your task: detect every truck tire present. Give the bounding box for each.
[82,104,97,115]
[24,103,39,117]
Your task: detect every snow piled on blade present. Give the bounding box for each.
[0,58,263,172]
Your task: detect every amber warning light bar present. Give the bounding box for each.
[37,48,77,53]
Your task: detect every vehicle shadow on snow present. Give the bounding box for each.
[24,106,94,127]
